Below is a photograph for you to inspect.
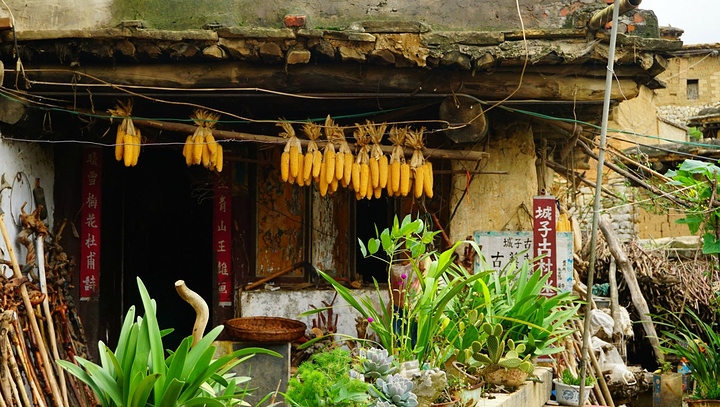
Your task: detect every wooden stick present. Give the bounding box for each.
[244,262,305,290]
[587,338,615,407]
[0,334,11,407]
[0,213,64,407]
[174,281,209,347]
[544,159,622,200]
[5,362,20,407]
[6,338,32,407]
[598,215,665,362]
[8,324,44,407]
[37,235,69,407]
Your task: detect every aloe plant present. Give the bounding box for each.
[57,277,280,407]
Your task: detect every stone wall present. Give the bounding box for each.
[1,0,621,32]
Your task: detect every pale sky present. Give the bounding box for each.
[645,0,720,45]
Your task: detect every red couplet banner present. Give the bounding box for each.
[213,180,232,307]
[80,148,102,301]
[533,195,557,297]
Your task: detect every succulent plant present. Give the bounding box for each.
[370,401,395,407]
[369,373,418,407]
[360,348,397,380]
[467,322,534,375]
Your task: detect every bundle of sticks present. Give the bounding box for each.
[0,206,93,407]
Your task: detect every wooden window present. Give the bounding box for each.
[687,79,699,100]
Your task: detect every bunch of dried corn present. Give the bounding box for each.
[278,121,303,184]
[352,126,373,200]
[386,126,407,197]
[366,121,388,199]
[334,124,354,189]
[318,116,339,196]
[406,127,433,198]
[185,110,224,172]
[302,122,323,185]
[109,100,142,167]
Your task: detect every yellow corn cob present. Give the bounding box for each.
[215,145,224,172]
[391,161,401,194]
[325,148,336,184]
[303,153,314,182]
[370,158,379,189]
[115,123,125,162]
[423,162,433,198]
[374,187,382,199]
[123,134,133,167]
[414,166,424,198]
[185,136,194,166]
[312,151,323,179]
[378,155,388,189]
[386,170,395,196]
[351,162,361,193]
[281,151,290,182]
[356,191,363,200]
[319,162,329,197]
[206,134,218,157]
[296,155,305,187]
[202,141,211,168]
[330,177,339,194]
[131,133,141,167]
[400,163,411,196]
[365,180,373,199]
[290,145,300,179]
[193,134,204,165]
[335,152,344,181]
[343,153,353,187]
[360,163,370,198]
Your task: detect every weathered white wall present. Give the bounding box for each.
[0,138,54,277]
[3,0,112,31]
[241,288,388,339]
[449,122,537,244]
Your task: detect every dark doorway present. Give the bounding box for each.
[355,197,392,283]
[100,146,212,351]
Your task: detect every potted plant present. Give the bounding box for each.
[660,308,720,406]
[553,369,596,406]
[57,278,280,407]
[652,360,683,407]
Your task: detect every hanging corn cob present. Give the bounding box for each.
[366,121,388,191]
[387,126,407,197]
[334,124,354,188]
[187,110,224,171]
[353,125,372,199]
[108,100,142,167]
[277,121,302,183]
[302,122,323,185]
[322,116,337,185]
[406,128,430,199]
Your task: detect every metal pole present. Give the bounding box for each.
[578,1,622,405]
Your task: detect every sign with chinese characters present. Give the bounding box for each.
[473,231,573,294]
[80,148,102,301]
[213,180,232,307]
[533,196,557,297]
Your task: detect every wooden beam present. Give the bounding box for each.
[99,114,489,162]
[19,63,639,101]
[598,215,664,363]
[622,138,720,162]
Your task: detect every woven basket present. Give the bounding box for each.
[224,317,307,343]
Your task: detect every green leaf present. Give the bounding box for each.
[368,238,380,255]
[129,373,160,407]
[82,360,124,406]
[182,397,226,407]
[159,378,185,407]
[358,238,368,257]
[380,229,392,251]
[702,232,720,254]
[136,277,167,406]
[57,359,109,407]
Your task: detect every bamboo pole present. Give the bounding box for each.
[0,213,64,407]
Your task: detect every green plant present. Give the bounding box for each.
[560,369,596,387]
[57,277,280,407]
[465,322,534,376]
[666,159,720,255]
[368,374,418,407]
[307,215,490,367]
[285,348,369,407]
[359,348,397,380]
[480,255,579,358]
[659,308,720,400]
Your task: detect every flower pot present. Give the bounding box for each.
[686,400,720,407]
[483,367,529,388]
[554,379,593,406]
[652,372,682,407]
[430,395,460,406]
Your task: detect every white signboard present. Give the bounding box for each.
[473,231,573,293]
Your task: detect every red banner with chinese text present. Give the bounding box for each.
[533,195,557,297]
[80,148,102,301]
[213,181,232,307]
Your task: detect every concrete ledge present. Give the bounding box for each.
[472,367,553,407]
